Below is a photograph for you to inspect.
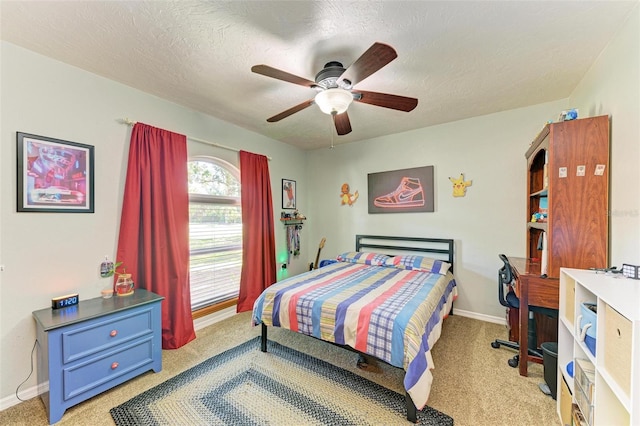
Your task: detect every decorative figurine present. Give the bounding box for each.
[449,173,472,197]
[340,183,359,206]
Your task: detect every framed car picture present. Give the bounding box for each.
[282,178,296,209]
[17,132,95,213]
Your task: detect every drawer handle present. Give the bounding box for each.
[617,328,621,337]
[110,330,118,337]
[111,362,119,370]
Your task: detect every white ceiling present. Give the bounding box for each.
[1,1,637,150]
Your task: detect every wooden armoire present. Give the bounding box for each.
[525,115,610,278]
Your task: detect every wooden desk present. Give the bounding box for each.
[507,256,559,376]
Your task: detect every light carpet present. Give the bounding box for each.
[110,336,453,425]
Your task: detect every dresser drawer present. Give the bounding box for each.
[62,307,154,363]
[63,336,154,400]
[33,290,164,424]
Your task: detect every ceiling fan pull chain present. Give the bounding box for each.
[330,113,335,149]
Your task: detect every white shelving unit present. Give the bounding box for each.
[558,268,640,425]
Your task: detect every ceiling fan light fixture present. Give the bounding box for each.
[315,88,353,115]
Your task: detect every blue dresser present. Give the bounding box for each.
[32,289,164,424]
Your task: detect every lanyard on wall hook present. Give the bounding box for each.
[286,225,301,264]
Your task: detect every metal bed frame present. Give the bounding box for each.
[260,235,455,423]
[355,234,454,272]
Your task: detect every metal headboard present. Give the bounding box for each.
[355,235,455,272]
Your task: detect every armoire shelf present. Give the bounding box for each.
[530,188,548,197]
[528,222,548,231]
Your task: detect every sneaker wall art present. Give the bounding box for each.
[367,166,434,214]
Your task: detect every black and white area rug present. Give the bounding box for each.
[110,336,454,425]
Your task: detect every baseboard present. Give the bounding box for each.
[194,306,508,329]
[193,307,508,330]
[0,306,503,412]
[452,308,507,326]
[193,305,237,330]
[1,309,236,412]
[0,383,40,412]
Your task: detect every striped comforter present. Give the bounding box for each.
[252,261,458,409]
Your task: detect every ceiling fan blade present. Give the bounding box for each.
[266,99,315,122]
[354,90,418,112]
[251,65,316,88]
[333,112,352,135]
[336,42,397,87]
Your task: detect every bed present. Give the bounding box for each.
[252,235,457,422]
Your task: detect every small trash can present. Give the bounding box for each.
[541,342,558,399]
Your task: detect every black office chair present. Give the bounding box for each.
[491,254,558,368]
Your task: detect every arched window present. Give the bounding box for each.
[188,157,242,312]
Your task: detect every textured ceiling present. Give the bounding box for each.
[1,1,636,150]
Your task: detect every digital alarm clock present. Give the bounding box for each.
[51,293,79,309]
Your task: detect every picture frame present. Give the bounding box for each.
[282,178,296,209]
[367,166,435,214]
[17,132,95,213]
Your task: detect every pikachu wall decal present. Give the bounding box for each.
[449,173,472,197]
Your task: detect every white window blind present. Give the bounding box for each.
[188,158,241,311]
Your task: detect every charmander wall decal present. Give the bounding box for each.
[340,183,359,206]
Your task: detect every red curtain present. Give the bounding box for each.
[236,150,277,312]
[116,123,196,349]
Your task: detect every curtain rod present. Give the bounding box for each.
[120,118,272,161]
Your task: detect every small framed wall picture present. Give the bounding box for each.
[282,179,296,209]
[17,132,95,213]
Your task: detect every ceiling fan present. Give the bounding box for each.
[251,42,418,136]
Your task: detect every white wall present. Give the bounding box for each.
[0,42,310,407]
[306,4,640,320]
[306,100,565,319]
[568,4,640,265]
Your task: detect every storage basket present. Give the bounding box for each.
[580,303,597,338]
[579,303,597,356]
